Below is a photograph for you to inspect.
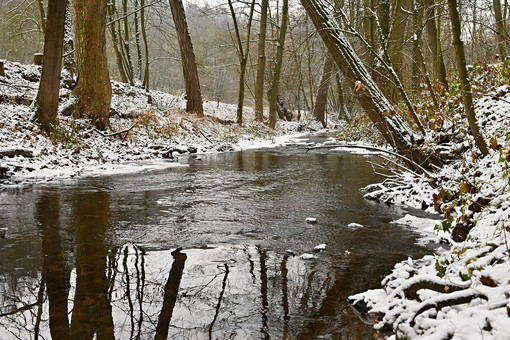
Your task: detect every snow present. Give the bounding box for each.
[305,217,318,224]
[347,222,363,229]
[347,66,510,339]
[0,60,327,187]
[313,243,326,251]
[299,253,316,260]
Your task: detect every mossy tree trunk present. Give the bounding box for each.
[73,0,112,130]
[34,0,68,132]
[447,0,489,156]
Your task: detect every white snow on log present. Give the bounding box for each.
[313,243,326,251]
[347,222,363,229]
[305,217,317,224]
[299,253,316,260]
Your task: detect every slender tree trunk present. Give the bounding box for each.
[447,0,489,156]
[33,0,67,131]
[494,0,508,57]
[424,0,448,90]
[168,0,204,116]
[122,0,135,84]
[141,0,151,102]
[269,0,289,129]
[335,72,350,122]
[73,0,112,130]
[255,0,269,122]
[134,0,143,80]
[229,0,255,125]
[301,0,434,167]
[37,0,46,36]
[107,3,129,84]
[313,56,334,128]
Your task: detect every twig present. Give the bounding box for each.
[199,130,214,144]
[305,143,434,177]
[93,123,137,137]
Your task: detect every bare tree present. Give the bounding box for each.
[168,0,204,116]
[447,0,489,156]
[33,0,68,132]
[73,0,112,130]
[254,0,269,122]
[269,0,289,129]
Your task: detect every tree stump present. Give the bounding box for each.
[0,61,4,77]
[34,53,43,66]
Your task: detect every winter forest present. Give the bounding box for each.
[1,0,510,339]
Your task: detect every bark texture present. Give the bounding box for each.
[447,0,489,156]
[313,56,334,128]
[34,0,68,131]
[169,0,204,116]
[73,0,112,130]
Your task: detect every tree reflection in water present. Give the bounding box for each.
[1,193,377,339]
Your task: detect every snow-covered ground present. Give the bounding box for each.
[0,60,328,186]
[348,84,510,339]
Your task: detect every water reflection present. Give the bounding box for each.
[0,146,431,338]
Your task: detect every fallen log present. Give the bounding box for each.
[0,148,34,158]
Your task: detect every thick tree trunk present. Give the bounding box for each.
[33,0,68,131]
[301,0,433,167]
[168,0,204,116]
[269,0,289,129]
[73,0,112,130]
[313,56,334,128]
[447,0,489,156]
[254,0,269,122]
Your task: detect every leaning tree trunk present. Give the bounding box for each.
[168,0,204,116]
[313,55,334,128]
[301,0,434,167]
[447,0,489,156]
[73,0,112,130]
[33,0,68,132]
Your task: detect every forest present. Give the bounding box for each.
[1,0,510,339]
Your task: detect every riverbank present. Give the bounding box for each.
[0,60,331,187]
[347,81,510,338]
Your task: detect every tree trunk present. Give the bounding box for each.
[107,2,129,84]
[122,0,135,85]
[494,0,508,57]
[313,56,334,128]
[301,0,433,167]
[228,0,255,125]
[33,0,67,131]
[168,0,204,116]
[447,0,489,155]
[254,0,269,122]
[73,0,112,130]
[269,0,289,129]
[335,72,350,123]
[141,0,151,102]
[63,0,75,77]
[37,0,46,36]
[424,0,448,90]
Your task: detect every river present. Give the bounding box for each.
[0,135,432,339]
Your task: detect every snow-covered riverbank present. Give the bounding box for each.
[0,60,328,186]
[347,83,510,339]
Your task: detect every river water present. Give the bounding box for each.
[0,135,431,339]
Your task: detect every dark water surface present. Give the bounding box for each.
[0,136,430,339]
